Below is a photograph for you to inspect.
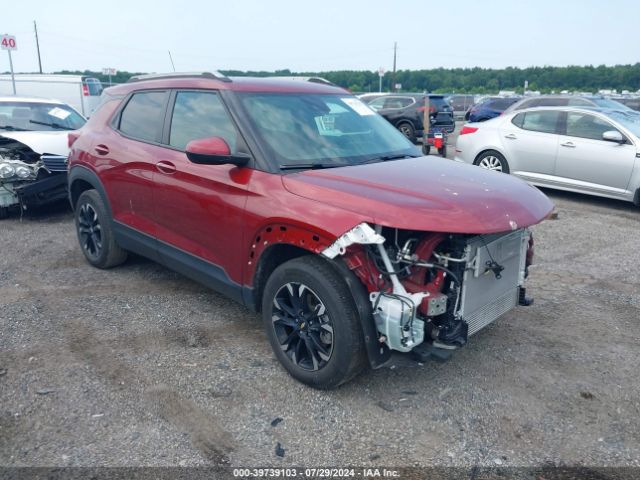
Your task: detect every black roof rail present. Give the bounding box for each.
[127,71,231,83]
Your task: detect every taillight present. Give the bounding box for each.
[459,126,478,135]
[417,106,437,113]
[68,132,80,148]
[82,84,89,96]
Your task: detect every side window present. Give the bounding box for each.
[565,112,619,141]
[169,91,238,151]
[368,97,386,110]
[519,111,561,134]
[119,91,167,143]
[383,97,407,109]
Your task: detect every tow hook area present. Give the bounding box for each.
[409,343,454,363]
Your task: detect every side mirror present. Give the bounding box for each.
[185,137,250,166]
[602,130,625,144]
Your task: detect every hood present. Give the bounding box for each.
[283,157,554,234]
[0,131,70,156]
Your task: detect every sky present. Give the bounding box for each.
[3,0,640,74]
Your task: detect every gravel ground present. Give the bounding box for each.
[1,186,639,469]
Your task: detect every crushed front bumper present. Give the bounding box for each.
[3,173,69,209]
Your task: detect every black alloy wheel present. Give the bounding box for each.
[75,189,127,269]
[77,203,102,261]
[271,282,334,371]
[261,256,367,389]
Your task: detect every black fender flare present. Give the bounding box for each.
[328,257,391,370]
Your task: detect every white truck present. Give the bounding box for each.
[0,74,103,117]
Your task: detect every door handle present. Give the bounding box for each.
[156,160,176,174]
[560,141,576,148]
[504,133,517,140]
[94,144,110,155]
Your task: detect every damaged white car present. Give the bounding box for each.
[0,96,85,218]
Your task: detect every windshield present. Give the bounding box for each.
[0,102,86,131]
[236,93,419,168]
[609,111,640,137]
[591,98,633,111]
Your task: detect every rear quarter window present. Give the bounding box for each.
[516,111,561,134]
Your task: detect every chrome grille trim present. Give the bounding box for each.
[42,155,68,173]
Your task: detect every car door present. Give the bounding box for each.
[152,89,251,289]
[554,111,636,193]
[499,110,561,178]
[104,89,169,238]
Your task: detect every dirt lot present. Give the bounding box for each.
[1,187,639,469]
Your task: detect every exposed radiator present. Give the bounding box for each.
[466,287,518,336]
[458,229,528,336]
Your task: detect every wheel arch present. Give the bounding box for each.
[248,223,390,369]
[68,166,112,217]
[473,147,508,165]
[394,118,416,131]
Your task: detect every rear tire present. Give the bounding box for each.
[474,150,510,174]
[75,190,127,269]
[438,145,447,157]
[0,206,9,220]
[397,122,416,143]
[261,256,367,389]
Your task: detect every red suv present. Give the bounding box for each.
[68,72,553,389]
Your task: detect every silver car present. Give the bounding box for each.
[454,107,640,205]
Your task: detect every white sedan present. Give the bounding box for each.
[454,106,640,205]
[0,96,86,218]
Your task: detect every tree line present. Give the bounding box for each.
[55,63,640,94]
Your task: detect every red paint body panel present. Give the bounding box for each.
[69,79,553,297]
[283,157,554,234]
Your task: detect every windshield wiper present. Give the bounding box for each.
[280,163,345,171]
[0,125,28,132]
[359,153,420,165]
[29,120,72,130]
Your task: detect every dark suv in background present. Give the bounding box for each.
[362,94,455,142]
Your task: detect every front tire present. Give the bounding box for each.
[261,256,367,389]
[474,150,510,173]
[75,190,127,269]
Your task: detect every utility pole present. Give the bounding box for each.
[33,21,42,73]
[391,42,397,92]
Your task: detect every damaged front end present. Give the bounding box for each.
[0,136,68,218]
[323,223,533,361]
